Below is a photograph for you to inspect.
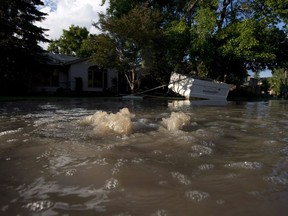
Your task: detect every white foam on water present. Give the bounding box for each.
[6,139,18,143]
[162,112,190,131]
[150,209,168,216]
[23,200,54,212]
[0,128,23,136]
[104,178,119,190]
[198,164,215,171]
[185,190,210,202]
[190,145,213,157]
[170,172,191,185]
[65,169,77,176]
[224,161,263,170]
[81,108,133,136]
[112,158,128,175]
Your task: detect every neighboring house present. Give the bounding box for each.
[33,53,119,94]
[242,76,261,95]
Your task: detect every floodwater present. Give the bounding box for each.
[0,98,288,216]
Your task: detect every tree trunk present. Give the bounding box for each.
[124,69,136,94]
[217,0,231,31]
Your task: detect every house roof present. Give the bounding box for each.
[46,53,89,66]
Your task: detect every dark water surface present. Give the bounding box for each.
[0,98,287,216]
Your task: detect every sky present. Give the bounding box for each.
[37,0,109,49]
[260,70,272,77]
[248,69,272,78]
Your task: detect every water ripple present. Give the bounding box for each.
[17,177,109,213]
[264,159,288,185]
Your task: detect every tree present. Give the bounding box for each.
[164,20,190,72]
[98,0,288,88]
[268,68,287,97]
[0,0,49,94]
[92,6,163,94]
[85,34,118,68]
[47,25,89,57]
[262,0,288,28]
[79,34,100,57]
[184,0,288,84]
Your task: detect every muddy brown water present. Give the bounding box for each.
[0,98,287,216]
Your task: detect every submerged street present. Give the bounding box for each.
[0,98,288,215]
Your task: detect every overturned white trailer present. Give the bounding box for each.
[168,72,230,100]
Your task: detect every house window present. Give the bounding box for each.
[38,69,59,87]
[88,66,107,88]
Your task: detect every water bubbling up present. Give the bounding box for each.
[162,111,191,131]
[81,108,191,136]
[81,108,133,135]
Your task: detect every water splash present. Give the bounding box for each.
[81,108,133,135]
[162,112,190,131]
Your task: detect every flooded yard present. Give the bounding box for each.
[0,98,288,216]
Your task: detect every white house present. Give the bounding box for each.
[34,53,119,94]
